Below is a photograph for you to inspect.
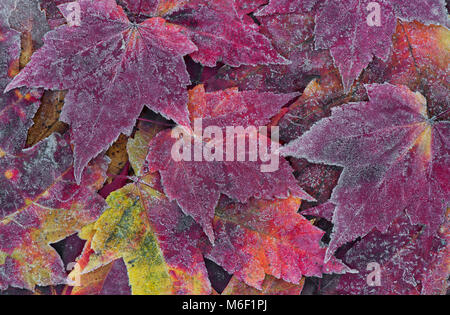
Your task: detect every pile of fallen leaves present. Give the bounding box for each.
[0,0,448,295]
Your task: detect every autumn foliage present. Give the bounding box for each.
[0,0,448,295]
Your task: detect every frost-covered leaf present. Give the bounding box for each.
[167,0,288,67]
[277,79,354,143]
[336,214,448,295]
[255,0,318,16]
[9,0,50,49]
[75,181,211,295]
[122,0,287,67]
[71,258,131,295]
[0,133,107,290]
[0,0,42,155]
[69,235,131,295]
[206,12,341,94]
[235,0,268,16]
[122,0,188,17]
[5,0,197,183]
[146,84,312,242]
[39,0,71,28]
[127,122,165,178]
[222,275,304,295]
[380,21,450,119]
[420,208,449,295]
[205,196,352,289]
[277,20,450,144]
[124,0,268,17]
[290,157,342,211]
[69,129,211,295]
[315,0,448,91]
[314,0,396,92]
[283,83,449,260]
[257,0,448,91]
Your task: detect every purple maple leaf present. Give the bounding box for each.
[257,0,448,91]
[5,0,197,183]
[282,83,449,261]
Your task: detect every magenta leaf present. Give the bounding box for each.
[5,0,197,183]
[283,83,449,261]
[146,85,313,242]
[0,133,108,290]
[167,0,289,67]
[257,0,448,91]
[205,11,341,95]
[205,196,352,289]
[0,0,42,155]
[336,215,448,294]
[314,0,396,91]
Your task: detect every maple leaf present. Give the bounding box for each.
[420,208,449,295]
[277,20,449,148]
[146,84,313,242]
[336,214,448,294]
[166,0,288,67]
[77,178,211,296]
[235,0,268,16]
[71,257,131,295]
[277,79,356,144]
[275,80,358,213]
[127,121,165,179]
[67,232,131,295]
[123,0,269,17]
[280,97,345,209]
[0,0,43,155]
[379,21,450,119]
[282,83,449,260]
[125,122,164,192]
[256,0,448,91]
[205,11,341,95]
[69,128,211,295]
[0,133,107,290]
[205,196,352,289]
[124,0,288,67]
[5,0,197,183]
[122,0,161,16]
[222,275,305,295]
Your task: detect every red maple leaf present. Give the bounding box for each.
[256,0,448,91]
[283,83,449,260]
[336,214,448,294]
[0,134,107,290]
[205,196,351,289]
[123,0,288,67]
[146,85,313,242]
[5,0,197,183]
[167,0,288,67]
[205,11,341,95]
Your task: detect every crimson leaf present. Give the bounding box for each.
[146,85,313,242]
[283,83,449,260]
[257,0,448,91]
[5,0,197,183]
